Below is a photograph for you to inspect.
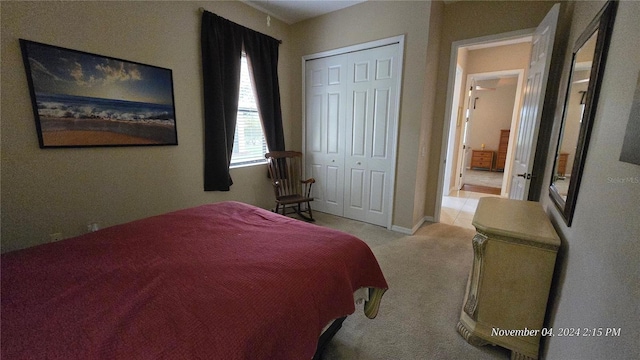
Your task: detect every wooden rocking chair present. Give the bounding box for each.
[265,151,315,221]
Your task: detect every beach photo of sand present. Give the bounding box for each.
[21,39,177,147]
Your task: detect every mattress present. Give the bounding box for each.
[1,201,387,359]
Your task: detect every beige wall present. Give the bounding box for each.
[541,1,640,358]
[0,1,293,251]
[413,0,444,227]
[289,0,437,230]
[467,81,516,151]
[466,42,531,75]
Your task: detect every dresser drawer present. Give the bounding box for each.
[473,153,492,161]
[472,160,492,168]
[471,150,494,169]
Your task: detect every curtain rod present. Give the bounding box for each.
[198,7,283,44]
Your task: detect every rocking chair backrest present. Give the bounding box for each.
[265,151,304,199]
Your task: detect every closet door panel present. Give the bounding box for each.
[307,94,323,153]
[369,170,386,214]
[304,54,347,216]
[350,90,368,157]
[327,93,341,154]
[372,88,391,159]
[309,163,325,203]
[325,165,341,206]
[349,169,365,208]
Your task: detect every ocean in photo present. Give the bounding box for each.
[36,93,175,126]
[35,93,177,144]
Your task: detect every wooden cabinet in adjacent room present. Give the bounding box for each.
[470,150,494,170]
[556,153,569,177]
[495,129,510,171]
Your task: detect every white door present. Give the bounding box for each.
[457,79,477,190]
[304,38,403,228]
[509,4,559,199]
[305,54,348,215]
[344,44,399,226]
[444,65,464,195]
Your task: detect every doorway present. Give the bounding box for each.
[439,33,532,229]
[437,4,560,228]
[458,71,524,196]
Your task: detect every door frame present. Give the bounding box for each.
[456,76,477,192]
[301,35,405,230]
[459,69,525,195]
[435,28,534,223]
[443,65,464,196]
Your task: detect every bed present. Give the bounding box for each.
[1,201,387,359]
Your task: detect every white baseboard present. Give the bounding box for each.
[391,216,434,235]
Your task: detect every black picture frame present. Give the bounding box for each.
[619,72,640,165]
[20,39,178,148]
[549,1,617,226]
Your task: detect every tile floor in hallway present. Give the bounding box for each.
[440,190,501,230]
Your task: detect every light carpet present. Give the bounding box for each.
[311,212,510,360]
[464,170,504,189]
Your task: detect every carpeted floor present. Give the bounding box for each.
[311,212,511,360]
[464,169,504,189]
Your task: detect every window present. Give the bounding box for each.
[231,54,268,167]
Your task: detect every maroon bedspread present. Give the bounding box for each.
[1,201,387,359]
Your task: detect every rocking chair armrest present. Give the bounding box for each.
[302,178,315,199]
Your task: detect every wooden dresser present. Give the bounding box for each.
[470,150,494,170]
[495,129,510,171]
[556,153,569,177]
[457,198,560,360]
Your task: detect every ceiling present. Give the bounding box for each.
[243,0,367,24]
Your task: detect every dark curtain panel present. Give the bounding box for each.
[244,32,286,152]
[201,12,243,191]
[201,11,285,191]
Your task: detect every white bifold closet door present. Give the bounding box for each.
[304,42,401,227]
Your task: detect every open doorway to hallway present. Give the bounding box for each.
[437,4,560,228]
[459,74,521,196]
[440,190,500,230]
[439,34,532,227]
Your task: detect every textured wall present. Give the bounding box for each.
[1,1,293,251]
[541,1,640,358]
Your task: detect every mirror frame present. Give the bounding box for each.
[549,0,618,226]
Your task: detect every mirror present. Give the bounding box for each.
[551,33,597,201]
[549,0,617,226]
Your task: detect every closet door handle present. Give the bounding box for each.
[356,161,362,165]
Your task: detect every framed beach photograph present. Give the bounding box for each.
[20,39,178,148]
